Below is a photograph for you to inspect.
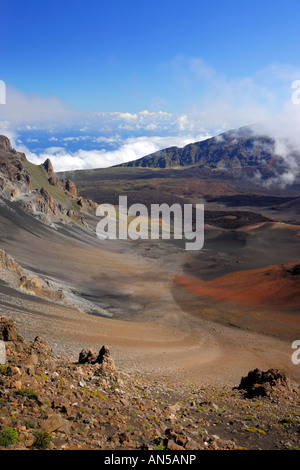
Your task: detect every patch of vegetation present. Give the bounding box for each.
[82,387,106,400]
[245,415,255,421]
[197,405,205,412]
[244,427,267,435]
[0,365,12,376]
[24,419,36,430]
[155,443,166,450]
[151,416,161,422]
[0,427,20,448]
[34,430,52,449]
[281,417,296,425]
[152,436,164,450]
[0,398,9,406]
[15,387,39,401]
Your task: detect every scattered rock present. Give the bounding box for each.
[0,316,299,451]
[166,402,181,415]
[166,439,185,451]
[10,188,20,200]
[0,316,19,343]
[40,414,70,434]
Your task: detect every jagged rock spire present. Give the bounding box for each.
[42,158,57,185]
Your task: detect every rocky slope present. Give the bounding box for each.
[0,248,65,302]
[0,316,299,451]
[0,135,96,228]
[0,137,106,310]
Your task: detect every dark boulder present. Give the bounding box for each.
[237,368,290,398]
[78,347,98,364]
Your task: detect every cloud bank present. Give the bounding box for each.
[1,60,300,174]
[16,134,210,172]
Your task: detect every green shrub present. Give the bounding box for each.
[24,419,36,430]
[0,427,20,448]
[34,430,52,449]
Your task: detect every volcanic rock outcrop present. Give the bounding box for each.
[78,345,119,381]
[0,248,65,302]
[0,136,30,187]
[237,368,291,398]
[0,249,23,279]
[62,179,77,197]
[41,158,57,186]
[0,135,94,228]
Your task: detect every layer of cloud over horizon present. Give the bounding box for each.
[15,134,212,172]
[1,59,300,173]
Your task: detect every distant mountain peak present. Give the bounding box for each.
[115,125,280,171]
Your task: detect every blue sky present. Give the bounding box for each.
[2,0,300,112]
[1,0,300,170]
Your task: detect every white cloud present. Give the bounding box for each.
[177,115,194,131]
[0,85,74,126]
[113,112,138,120]
[17,134,211,172]
[1,60,300,180]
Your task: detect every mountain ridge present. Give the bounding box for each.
[114,126,293,173]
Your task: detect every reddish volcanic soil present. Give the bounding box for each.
[174,261,300,309]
